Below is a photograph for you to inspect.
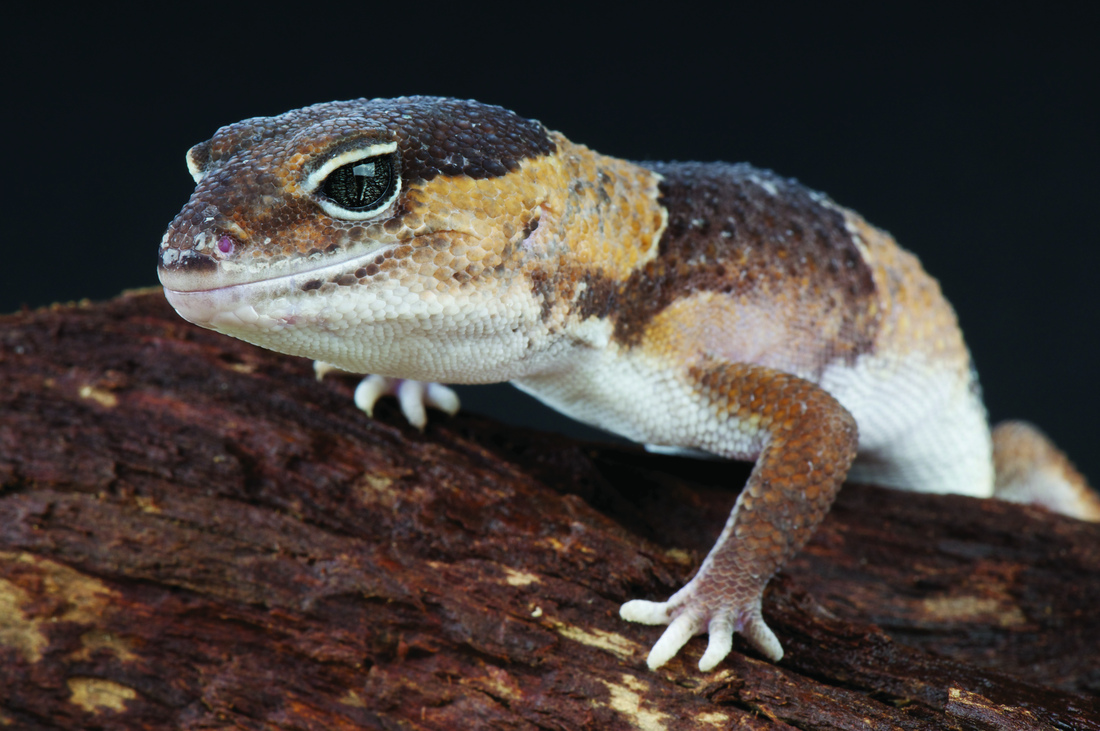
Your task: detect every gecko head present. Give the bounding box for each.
[158,96,562,374]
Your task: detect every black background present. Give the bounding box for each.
[6,7,1098,481]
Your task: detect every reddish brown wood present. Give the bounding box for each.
[1,290,1098,729]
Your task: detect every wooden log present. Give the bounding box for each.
[1,290,1097,729]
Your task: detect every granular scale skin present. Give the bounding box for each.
[157,95,1100,672]
[633,360,861,669]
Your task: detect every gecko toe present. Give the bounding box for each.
[646,613,702,670]
[699,616,734,671]
[620,599,672,625]
[313,360,353,381]
[740,608,783,662]
[353,374,389,417]
[396,380,428,430]
[425,382,461,416]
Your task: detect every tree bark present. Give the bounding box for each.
[1,290,1098,730]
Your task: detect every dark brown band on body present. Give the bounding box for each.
[576,162,880,364]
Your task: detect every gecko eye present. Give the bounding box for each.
[322,155,395,211]
[308,141,402,221]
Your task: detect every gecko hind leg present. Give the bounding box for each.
[992,420,1100,521]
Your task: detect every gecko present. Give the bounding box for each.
[158,96,1100,672]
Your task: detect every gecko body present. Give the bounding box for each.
[159,97,1099,671]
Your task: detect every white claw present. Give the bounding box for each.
[646,613,700,670]
[699,617,734,671]
[396,380,428,430]
[353,374,390,416]
[620,599,672,625]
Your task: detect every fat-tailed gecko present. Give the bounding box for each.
[158,97,1100,672]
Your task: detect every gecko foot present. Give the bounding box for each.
[313,362,460,430]
[620,577,781,671]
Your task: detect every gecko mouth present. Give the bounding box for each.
[160,241,400,331]
[157,236,398,295]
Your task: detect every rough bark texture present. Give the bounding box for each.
[1,290,1098,730]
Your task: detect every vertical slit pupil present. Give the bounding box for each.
[323,154,394,209]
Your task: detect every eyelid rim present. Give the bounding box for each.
[304,141,399,195]
[305,141,401,221]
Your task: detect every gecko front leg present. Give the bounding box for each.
[621,361,858,671]
[313,362,460,430]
